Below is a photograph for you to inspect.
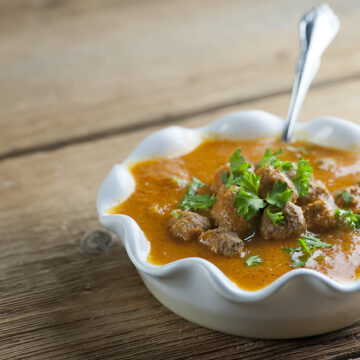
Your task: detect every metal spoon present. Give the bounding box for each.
[282,3,340,142]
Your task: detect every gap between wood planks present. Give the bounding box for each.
[2,71,360,163]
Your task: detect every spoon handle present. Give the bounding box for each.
[282,4,339,142]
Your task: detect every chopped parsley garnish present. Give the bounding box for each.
[233,175,293,222]
[222,148,252,187]
[227,148,308,224]
[179,194,217,212]
[186,177,205,195]
[338,191,354,206]
[301,233,332,249]
[172,177,188,187]
[233,171,265,220]
[277,160,294,173]
[223,171,237,188]
[229,148,251,176]
[256,148,295,175]
[245,255,263,267]
[266,180,293,208]
[283,234,332,268]
[265,206,284,225]
[234,188,265,221]
[171,210,181,218]
[178,177,216,212]
[335,208,360,229]
[293,158,312,197]
[256,148,283,169]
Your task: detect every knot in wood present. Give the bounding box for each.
[81,230,113,254]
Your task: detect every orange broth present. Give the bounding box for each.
[111,138,360,291]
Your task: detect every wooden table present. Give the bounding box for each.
[2,0,360,358]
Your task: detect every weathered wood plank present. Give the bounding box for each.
[2,79,360,358]
[1,0,360,157]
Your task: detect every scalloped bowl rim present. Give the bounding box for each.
[97,110,360,303]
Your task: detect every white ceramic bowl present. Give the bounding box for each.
[97,111,360,339]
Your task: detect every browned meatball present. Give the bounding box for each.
[210,163,230,194]
[210,185,258,238]
[255,165,298,202]
[260,202,305,240]
[303,199,337,233]
[199,227,244,257]
[297,179,333,207]
[169,211,212,241]
[334,185,360,214]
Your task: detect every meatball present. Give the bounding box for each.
[303,199,337,233]
[334,185,360,214]
[169,211,212,241]
[260,202,305,240]
[297,179,333,207]
[210,163,230,194]
[199,227,244,257]
[210,185,258,238]
[255,165,298,202]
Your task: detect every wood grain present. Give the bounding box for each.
[1,0,360,157]
[2,78,360,359]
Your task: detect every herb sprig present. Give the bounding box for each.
[335,209,360,230]
[229,148,251,176]
[245,255,263,267]
[266,180,293,208]
[293,158,312,197]
[225,148,295,223]
[283,234,332,268]
[223,147,312,226]
[177,177,217,212]
[256,148,294,173]
[256,148,283,169]
[264,207,284,225]
[234,176,292,223]
[233,171,265,220]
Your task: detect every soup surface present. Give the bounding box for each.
[111,138,360,291]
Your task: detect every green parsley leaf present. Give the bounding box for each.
[172,177,188,187]
[179,194,217,212]
[265,206,284,225]
[335,208,360,229]
[298,237,312,256]
[234,188,265,220]
[278,161,294,173]
[240,170,261,194]
[223,172,237,188]
[233,171,266,220]
[266,180,293,208]
[293,158,313,197]
[301,233,332,249]
[177,177,216,212]
[338,191,354,206]
[283,233,332,268]
[229,148,251,176]
[171,210,181,218]
[301,147,308,155]
[186,177,205,195]
[245,255,263,267]
[291,258,309,268]
[256,148,283,169]
[221,170,229,185]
